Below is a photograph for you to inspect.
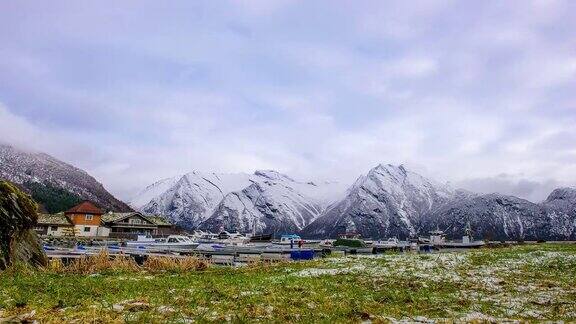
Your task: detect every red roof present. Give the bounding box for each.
[65,201,103,215]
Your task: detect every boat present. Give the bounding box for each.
[249,233,273,242]
[217,231,251,244]
[276,234,302,245]
[195,232,220,243]
[374,238,400,248]
[319,239,335,248]
[429,227,485,249]
[196,243,226,252]
[126,235,199,249]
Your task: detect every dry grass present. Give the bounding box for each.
[2,244,576,323]
[143,255,209,272]
[43,251,209,274]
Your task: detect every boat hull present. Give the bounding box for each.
[127,243,199,249]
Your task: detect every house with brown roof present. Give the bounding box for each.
[35,201,177,238]
[102,212,158,239]
[63,201,110,237]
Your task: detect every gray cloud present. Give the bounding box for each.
[0,0,575,200]
[456,175,562,203]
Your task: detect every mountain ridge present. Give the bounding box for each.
[0,144,132,212]
[131,164,576,240]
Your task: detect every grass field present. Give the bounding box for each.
[1,244,575,323]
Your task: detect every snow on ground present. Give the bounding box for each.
[290,249,576,320]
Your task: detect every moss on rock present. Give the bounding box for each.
[0,180,47,270]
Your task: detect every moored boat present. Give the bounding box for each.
[126,235,199,249]
[276,234,302,245]
[374,238,400,248]
[249,233,273,242]
[429,227,485,249]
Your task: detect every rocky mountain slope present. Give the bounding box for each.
[421,193,545,241]
[134,162,575,240]
[540,188,576,239]
[132,171,256,228]
[131,170,345,232]
[199,171,326,234]
[303,164,576,241]
[302,164,456,239]
[0,144,131,212]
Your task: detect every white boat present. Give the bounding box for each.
[126,235,199,249]
[195,232,220,243]
[276,234,302,245]
[429,228,485,249]
[217,231,251,244]
[319,239,335,248]
[374,238,400,248]
[196,243,226,252]
[126,235,156,245]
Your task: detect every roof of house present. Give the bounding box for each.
[145,215,173,226]
[37,213,73,226]
[65,201,104,215]
[101,211,155,224]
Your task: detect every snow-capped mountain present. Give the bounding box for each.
[200,170,326,233]
[133,162,575,240]
[540,188,576,240]
[421,188,576,241]
[0,144,131,212]
[302,164,456,239]
[303,164,576,240]
[421,193,544,241]
[131,171,256,228]
[131,170,346,231]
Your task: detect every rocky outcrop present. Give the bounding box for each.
[0,180,47,270]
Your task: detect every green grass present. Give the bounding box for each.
[1,244,576,323]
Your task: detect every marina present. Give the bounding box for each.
[41,229,506,267]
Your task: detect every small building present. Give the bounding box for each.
[64,201,109,237]
[102,211,158,239]
[34,201,178,239]
[35,213,74,236]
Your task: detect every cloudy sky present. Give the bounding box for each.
[0,0,575,202]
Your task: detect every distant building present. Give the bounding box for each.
[64,201,109,237]
[102,212,157,238]
[35,201,177,238]
[35,213,74,236]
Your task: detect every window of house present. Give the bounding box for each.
[85,214,93,221]
[84,227,90,232]
[129,218,142,225]
[51,226,58,231]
